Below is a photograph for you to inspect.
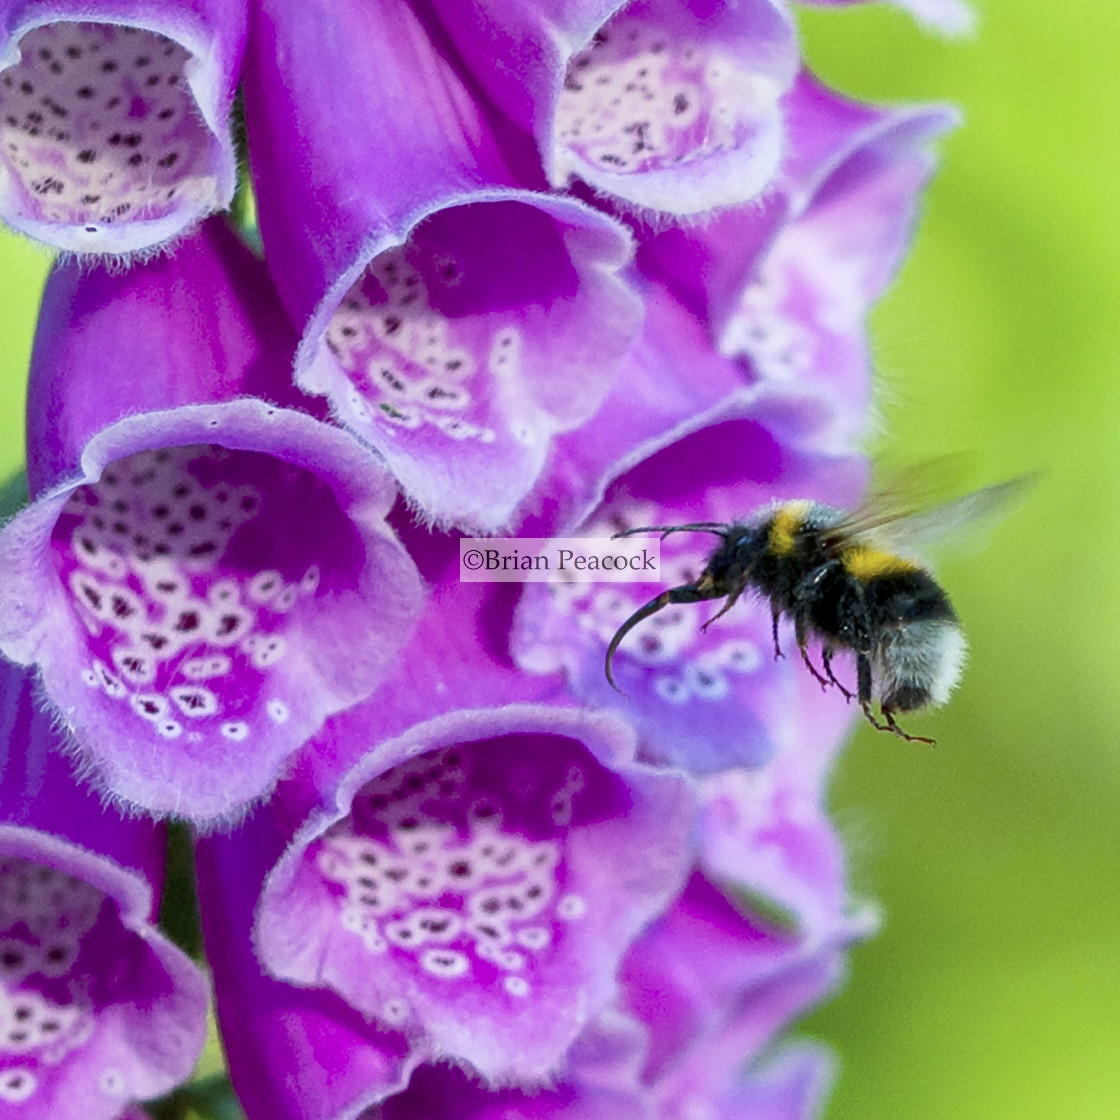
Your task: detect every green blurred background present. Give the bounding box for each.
[0,1,1117,1117]
[797,2,1120,1118]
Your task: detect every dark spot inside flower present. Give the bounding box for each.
[157,151,179,168]
[19,81,33,94]
[77,86,95,99]
[158,107,174,120]
[167,522,184,536]
[135,55,151,67]
[127,153,144,167]
[13,1006,30,1022]
[188,504,206,521]
[0,948,24,969]
[213,612,240,636]
[174,611,201,633]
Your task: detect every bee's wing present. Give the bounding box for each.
[825,475,1035,553]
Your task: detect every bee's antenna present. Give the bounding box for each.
[612,523,729,542]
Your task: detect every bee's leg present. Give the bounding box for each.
[821,646,853,701]
[701,585,746,632]
[856,654,887,731]
[794,612,830,690]
[770,609,784,659]
[881,707,936,746]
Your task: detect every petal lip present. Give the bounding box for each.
[0,400,424,826]
[0,2,245,254]
[255,702,695,1082]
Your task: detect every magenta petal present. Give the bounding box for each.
[552,0,797,212]
[256,701,693,1083]
[718,87,959,446]
[628,75,958,450]
[0,1,244,253]
[698,663,864,938]
[0,663,208,1117]
[304,196,641,531]
[196,814,420,1120]
[708,1044,836,1120]
[618,872,860,1120]
[431,0,798,214]
[0,221,423,825]
[244,0,640,530]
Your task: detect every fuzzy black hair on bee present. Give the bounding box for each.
[603,482,1030,743]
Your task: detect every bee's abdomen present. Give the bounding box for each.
[863,568,956,627]
[872,617,967,711]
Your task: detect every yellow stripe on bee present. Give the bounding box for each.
[841,545,921,581]
[768,502,811,556]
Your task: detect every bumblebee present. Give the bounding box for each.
[605,479,1027,743]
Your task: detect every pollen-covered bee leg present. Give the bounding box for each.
[794,612,830,690]
[881,708,936,746]
[770,609,784,659]
[821,646,853,701]
[605,582,719,693]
